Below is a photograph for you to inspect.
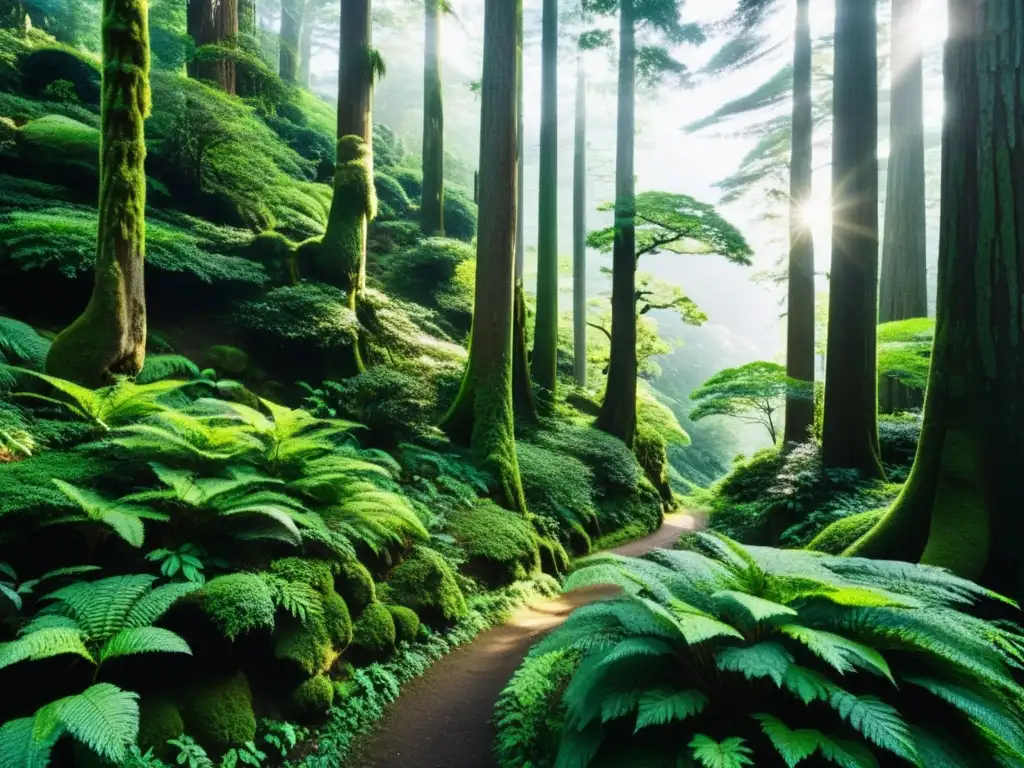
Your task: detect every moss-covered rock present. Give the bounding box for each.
[536,535,570,577]
[334,551,375,614]
[352,602,396,658]
[448,501,540,586]
[137,698,184,759]
[322,590,353,651]
[273,616,335,677]
[381,545,466,625]
[289,674,335,719]
[198,572,276,640]
[386,604,420,644]
[205,344,249,375]
[180,671,256,756]
[271,556,337,594]
[807,509,885,554]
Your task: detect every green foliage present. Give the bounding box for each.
[198,573,277,640]
[353,602,397,658]
[273,615,334,676]
[374,172,412,219]
[180,672,257,755]
[234,282,359,351]
[877,319,933,393]
[498,533,1024,768]
[137,355,201,385]
[290,675,334,718]
[0,315,49,372]
[19,45,100,104]
[690,362,812,444]
[386,605,420,644]
[136,699,184,758]
[587,192,752,265]
[0,683,139,768]
[441,185,477,242]
[807,510,885,555]
[380,546,467,625]
[334,552,375,614]
[447,501,540,586]
[516,440,599,543]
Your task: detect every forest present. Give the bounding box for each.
[0,0,1022,765]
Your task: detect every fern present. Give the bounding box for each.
[136,354,201,384]
[0,317,50,371]
[496,533,1024,768]
[48,480,167,547]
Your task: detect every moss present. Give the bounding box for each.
[516,440,599,535]
[386,604,420,644]
[382,545,466,624]
[198,573,276,641]
[270,556,337,594]
[806,509,885,554]
[137,698,184,759]
[322,590,353,651]
[334,551,375,614]
[352,602,396,658]
[289,674,335,718]
[20,46,101,105]
[319,135,376,293]
[234,282,359,351]
[448,500,540,586]
[273,616,335,677]
[180,672,256,755]
[374,171,411,218]
[536,535,570,577]
[205,344,249,375]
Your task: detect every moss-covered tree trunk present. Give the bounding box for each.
[45,0,150,387]
[531,0,559,408]
[238,0,255,35]
[847,0,1024,600]
[878,0,927,414]
[572,51,587,389]
[511,2,536,421]
[442,0,527,514]
[820,0,884,477]
[212,0,238,94]
[187,0,236,92]
[298,1,314,87]
[420,0,445,235]
[596,0,637,447]
[279,0,305,83]
[782,0,815,448]
[318,0,375,376]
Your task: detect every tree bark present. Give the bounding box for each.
[187,0,212,79]
[420,0,445,235]
[318,0,375,373]
[847,0,1024,601]
[782,0,815,448]
[238,0,255,35]
[46,0,150,387]
[821,0,885,477]
[212,0,238,94]
[596,0,638,447]
[878,0,927,414]
[442,0,527,514]
[298,0,314,87]
[279,0,305,83]
[572,52,587,388]
[531,0,559,407]
[187,0,236,92]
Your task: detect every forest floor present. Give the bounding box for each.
[352,512,704,768]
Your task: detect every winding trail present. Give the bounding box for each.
[356,513,703,768]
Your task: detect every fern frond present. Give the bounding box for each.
[136,355,200,384]
[56,683,140,763]
[716,642,793,686]
[46,575,158,639]
[689,734,754,768]
[827,691,918,762]
[634,688,708,731]
[753,714,822,767]
[815,734,880,768]
[0,714,61,768]
[553,722,603,768]
[0,627,94,669]
[712,590,797,624]
[122,581,200,629]
[776,624,893,681]
[99,627,192,663]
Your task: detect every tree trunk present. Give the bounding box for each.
[820,0,884,478]
[847,0,1024,601]
[782,0,815,448]
[531,0,559,407]
[238,0,255,35]
[212,0,238,94]
[596,0,637,447]
[279,0,305,83]
[318,0,375,373]
[298,0,314,87]
[187,0,212,79]
[878,0,927,414]
[1,0,26,34]
[442,0,527,514]
[511,0,535,419]
[187,0,236,92]
[420,0,445,235]
[572,52,587,389]
[46,0,150,387]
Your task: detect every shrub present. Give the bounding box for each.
[353,602,397,658]
[497,533,1024,768]
[807,508,885,555]
[290,675,335,718]
[19,46,101,105]
[233,282,359,350]
[42,78,78,102]
[380,545,467,625]
[374,172,411,218]
[387,605,420,644]
[532,422,641,498]
[198,572,277,640]
[392,166,423,200]
[878,411,922,467]
[373,124,406,169]
[443,185,477,242]
[448,501,541,586]
[137,699,184,759]
[181,672,257,756]
[368,220,421,253]
[516,440,599,538]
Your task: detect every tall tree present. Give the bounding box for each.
[280,0,305,83]
[848,0,1024,599]
[238,0,255,34]
[298,0,315,87]
[187,0,237,93]
[572,40,587,388]
[46,0,151,386]
[421,0,445,235]
[1,0,26,33]
[878,0,927,413]
[587,0,702,446]
[317,0,379,371]
[782,0,815,447]
[820,0,884,477]
[531,0,559,406]
[442,0,527,513]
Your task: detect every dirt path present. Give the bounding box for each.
[355,513,702,768]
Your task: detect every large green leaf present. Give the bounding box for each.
[753,714,821,766]
[689,734,754,768]
[635,689,708,731]
[0,628,94,670]
[56,683,140,763]
[776,624,894,681]
[716,642,793,686]
[828,691,918,763]
[98,627,192,663]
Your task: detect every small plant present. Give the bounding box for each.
[0,562,101,614]
[42,79,79,102]
[146,543,227,584]
[221,740,266,767]
[260,719,303,758]
[168,735,215,768]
